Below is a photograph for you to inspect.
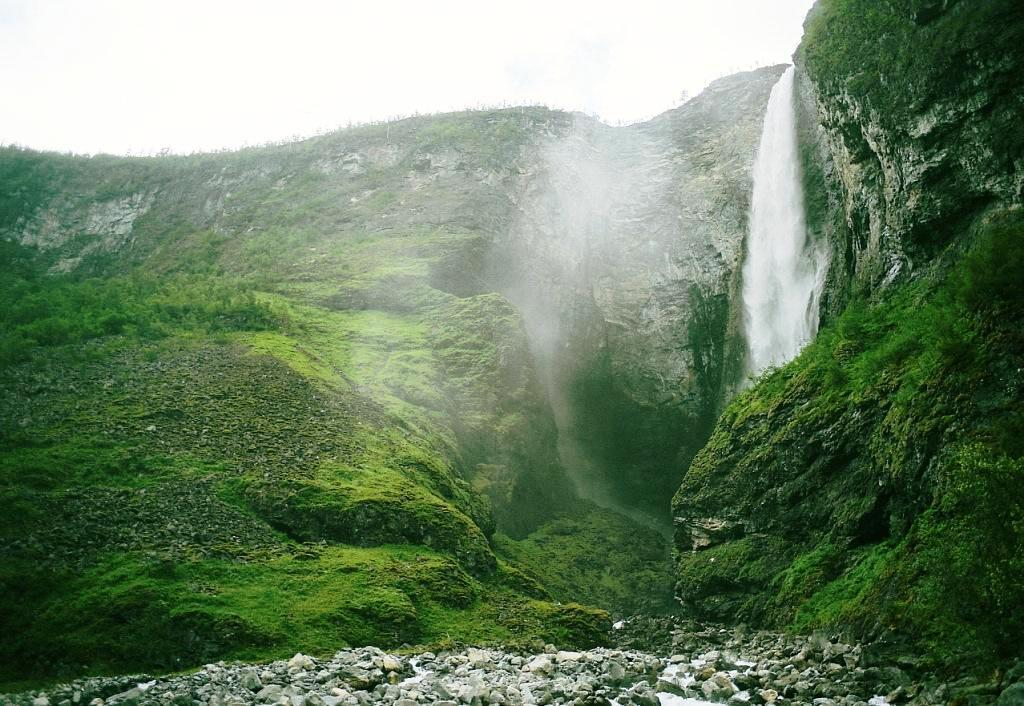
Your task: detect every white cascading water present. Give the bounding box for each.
[741,65,829,377]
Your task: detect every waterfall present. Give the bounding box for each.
[741,65,829,378]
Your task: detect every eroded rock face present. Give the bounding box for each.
[492,66,786,517]
[793,1,1023,319]
[16,191,156,272]
[680,517,744,552]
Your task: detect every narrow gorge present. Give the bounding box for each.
[1,1,1023,705]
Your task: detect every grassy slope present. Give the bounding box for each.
[673,212,1024,670]
[0,110,640,687]
[493,509,677,616]
[0,248,608,688]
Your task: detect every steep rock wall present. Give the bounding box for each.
[797,0,1023,318]
[491,67,784,519]
[672,0,1024,669]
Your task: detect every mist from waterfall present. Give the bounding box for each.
[741,65,829,378]
[498,117,677,537]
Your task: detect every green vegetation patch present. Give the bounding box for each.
[494,505,676,615]
[799,0,1023,129]
[0,108,620,689]
[0,543,609,689]
[0,239,287,368]
[246,467,496,575]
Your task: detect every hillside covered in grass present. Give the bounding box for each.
[1,62,785,690]
[0,109,649,687]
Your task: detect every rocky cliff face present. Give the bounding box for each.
[491,66,784,519]
[796,0,1023,318]
[672,0,1024,670]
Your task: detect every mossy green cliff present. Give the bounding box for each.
[672,0,1024,674]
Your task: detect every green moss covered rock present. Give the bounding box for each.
[673,213,1024,671]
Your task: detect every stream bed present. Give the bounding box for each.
[2,619,1020,705]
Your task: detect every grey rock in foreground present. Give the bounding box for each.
[5,623,1022,706]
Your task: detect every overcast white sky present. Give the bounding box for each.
[0,0,815,155]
